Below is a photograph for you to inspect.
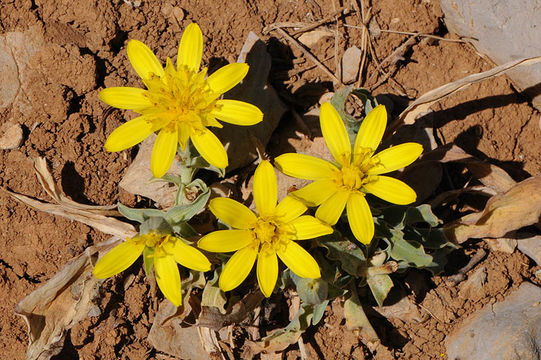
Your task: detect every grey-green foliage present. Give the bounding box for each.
[330,85,378,145]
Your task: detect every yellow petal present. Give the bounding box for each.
[191,128,228,169]
[212,100,263,125]
[151,129,178,178]
[354,104,387,154]
[320,102,351,166]
[363,175,417,205]
[346,192,374,244]
[275,196,307,223]
[367,143,423,175]
[315,189,350,225]
[198,229,254,252]
[277,241,320,279]
[99,87,151,111]
[178,23,203,72]
[154,255,182,307]
[104,115,155,152]
[172,240,211,272]
[127,39,164,83]
[290,179,338,207]
[93,240,144,279]
[275,153,337,180]
[254,160,277,217]
[257,250,278,297]
[290,215,333,240]
[219,246,258,292]
[209,198,257,229]
[207,63,249,96]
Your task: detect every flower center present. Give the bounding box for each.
[144,60,221,136]
[252,218,295,254]
[134,233,176,256]
[333,148,380,191]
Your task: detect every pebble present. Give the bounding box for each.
[0,122,23,149]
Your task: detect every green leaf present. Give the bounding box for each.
[387,229,433,267]
[290,272,328,305]
[166,186,210,224]
[330,85,379,144]
[316,234,367,277]
[366,273,394,307]
[201,269,227,314]
[343,287,378,341]
[117,203,165,223]
[404,205,441,227]
[312,300,329,326]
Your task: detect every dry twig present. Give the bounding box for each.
[270,27,342,84]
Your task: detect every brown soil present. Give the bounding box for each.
[1,0,540,359]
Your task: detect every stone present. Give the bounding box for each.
[440,0,541,111]
[445,282,541,360]
[341,46,362,84]
[0,122,23,149]
[119,134,181,209]
[517,235,541,266]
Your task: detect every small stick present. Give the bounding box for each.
[447,248,487,284]
[332,0,341,82]
[344,24,469,43]
[271,27,342,84]
[298,335,308,360]
[291,6,350,35]
[262,7,351,35]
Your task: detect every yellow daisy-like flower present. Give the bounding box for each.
[275,103,422,245]
[93,233,211,306]
[100,23,263,177]
[198,160,333,297]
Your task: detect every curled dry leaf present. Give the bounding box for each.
[422,144,516,194]
[33,157,118,215]
[7,157,137,239]
[15,237,121,360]
[445,177,541,243]
[8,190,137,239]
[390,56,541,133]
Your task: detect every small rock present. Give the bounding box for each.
[119,134,180,209]
[446,282,541,360]
[459,266,487,301]
[341,46,362,84]
[297,29,334,48]
[485,237,517,254]
[0,122,23,149]
[517,235,541,266]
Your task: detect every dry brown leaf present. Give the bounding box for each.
[15,237,121,360]
[445,177,541,243]
[198,292,264,331]
[8,190,137,239]
[148,300,214,360]
[391,56,541,132]
[33,157,118,215]
[422,145,516,193]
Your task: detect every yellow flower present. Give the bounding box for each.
[100,23,263,177]
[198,160,333,297]
[93,233,211,306]
[275,103,422,244]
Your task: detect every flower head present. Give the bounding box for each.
[198,160,333,297]
[100,23,263,177]
[275,103,422,244]
[93,232,211,306]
